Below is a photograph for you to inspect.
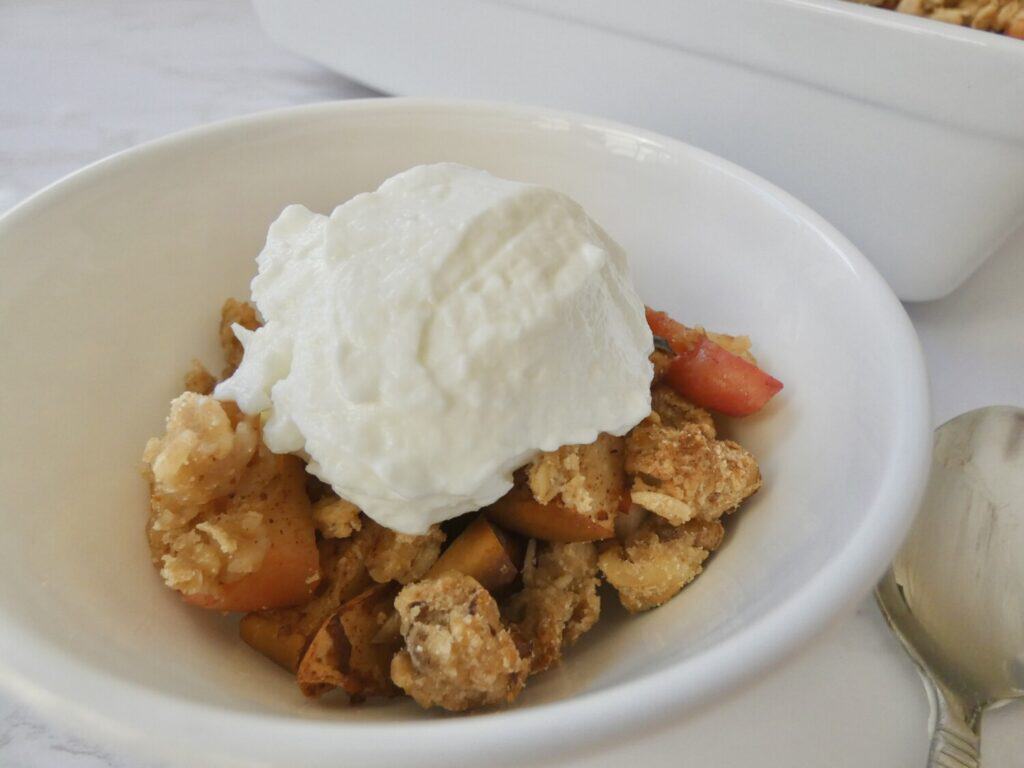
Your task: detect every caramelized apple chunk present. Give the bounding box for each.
[426,514,519,592]
[175,451,319,611]
[142,392,319,611]
[599,515,724,612]
[485,485,614,542]
[297,583,402,699]
[240,538,371,672]
[390,573,528,711]
[626,413,760,525]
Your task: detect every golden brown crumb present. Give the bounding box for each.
[626,413,760,525]
[650,348,674,384]
[219,298,261,375]
[183,359,217,395]
[505,541,600,674]
[142,392,257,506]
[390,573,528,711]
[599,516,724,612]
[312,495,362,539]
[527,433,625,529]
[651,384,715,438]
[358,519,445,584]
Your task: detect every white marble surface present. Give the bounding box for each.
[0,1,1021,766]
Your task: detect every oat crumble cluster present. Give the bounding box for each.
[140,298,771,712]
[850,0,1024,37]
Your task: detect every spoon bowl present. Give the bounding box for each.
[877,406,1024,767]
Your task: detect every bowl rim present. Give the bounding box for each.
[0,97,932,767]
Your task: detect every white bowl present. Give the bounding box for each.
[0,99,931,767]
[254,0,1024,301]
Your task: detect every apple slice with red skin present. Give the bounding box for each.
[646,307,782,417]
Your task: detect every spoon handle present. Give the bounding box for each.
[926,678,980,768]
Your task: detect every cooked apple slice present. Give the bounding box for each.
[484,485,614,542]
[426,514,518,591]
[239,538,371,672]
[238,612,309,673]
[297,583,402,699]
[183,456,319,612]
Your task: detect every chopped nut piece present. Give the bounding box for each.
[527,433,626,527]
[600,516,724,612]
[506,541,600,674]
[183,359,217,395]
[358,519,445,584]
[298,583,402,699]
[311,495,362,539]
[391,573,528,711]
[626,413,760,525]
[142,392,257,506]
[219,298,261,375]
[426,514,519,592]
[651,384,715,438]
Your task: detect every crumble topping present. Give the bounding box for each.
[142,392,257,506]
[358,519,446,584]
[599,516,724,612]
[150,448,310,600]
[626,413,761,525]
[506,540,600,674]
[184,359,217,396]
[527,432,625,527]
[240,538,371,672]
[390,573,528,711]
[650,384,716,438]
[312,495,363,539]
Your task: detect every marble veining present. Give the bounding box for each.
[0,0,377,213]
[0,701,162,768]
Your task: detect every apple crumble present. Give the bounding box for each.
[140,298,781,712]
[849,0,1024,37]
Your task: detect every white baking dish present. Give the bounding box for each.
[253,0,1024,301]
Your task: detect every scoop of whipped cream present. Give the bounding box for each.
[215,163,653,533]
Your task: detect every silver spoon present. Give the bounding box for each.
[877,406,1024,767]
